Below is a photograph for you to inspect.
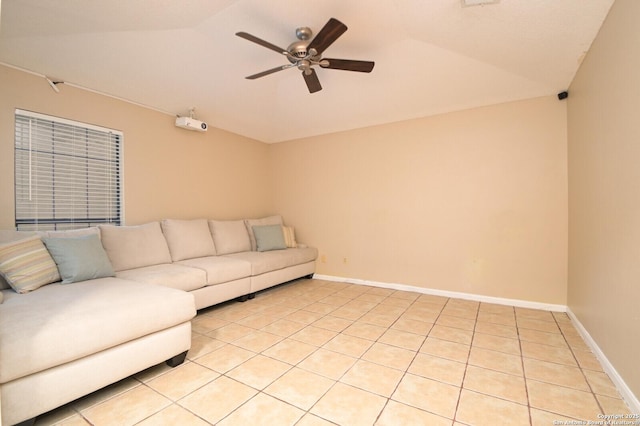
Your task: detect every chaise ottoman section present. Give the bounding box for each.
[0,277,195,425]
[0,278,195,385]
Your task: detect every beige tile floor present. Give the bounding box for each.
[34,279,633,426]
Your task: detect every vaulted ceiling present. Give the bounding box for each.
[0,0,614,142]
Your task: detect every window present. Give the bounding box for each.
[14,109,123,231]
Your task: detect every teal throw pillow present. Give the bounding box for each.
[42,234,115,284]
[252,224,287,252]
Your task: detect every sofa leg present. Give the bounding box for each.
[15,418,35,426]
[305,273,314,279]
[237,294,249,302]
[248,293,256,300]
[165,351,187,368]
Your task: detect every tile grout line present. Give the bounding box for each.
[516,309,598,423]
[451,297,480,426]
[515,305,535,426]
[557,312,607,416]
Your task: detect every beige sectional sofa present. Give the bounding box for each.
[0,215,317,425]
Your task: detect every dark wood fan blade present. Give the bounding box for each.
[321,59,375,73]
[307,18,347,55]
[245,64,294,79]
[302,69,322,93]
[236,32,289,55]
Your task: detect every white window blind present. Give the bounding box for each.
[14,109,123,231]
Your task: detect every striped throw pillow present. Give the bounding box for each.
[0,236,61,293]
[282,226,297,248]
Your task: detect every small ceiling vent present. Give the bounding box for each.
[462,0,500,7]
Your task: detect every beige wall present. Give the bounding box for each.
[0,64,272,227]
[271,96,568,304]
[568,0,640,400]
[0,64,569,307]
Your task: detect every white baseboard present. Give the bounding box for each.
[314,274,567,312]
[314,273,639,413]
[566,308,640,414]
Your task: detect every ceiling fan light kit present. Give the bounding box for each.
[236,18,375,94]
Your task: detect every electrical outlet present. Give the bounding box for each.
[321,255,327,263]
[343,257,348,264]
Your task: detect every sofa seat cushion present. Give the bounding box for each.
[176,256,251,286]
[116,264,207,292]
[0,278,195,384]
[225,247,318,276]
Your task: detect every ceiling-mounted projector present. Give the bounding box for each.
[175,116,207,132]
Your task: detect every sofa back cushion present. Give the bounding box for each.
[244,215,283,251]
[99,222,172,271]
[209,220,251,255]
[161,219,217,261]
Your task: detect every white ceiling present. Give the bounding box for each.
[0,0,614,143]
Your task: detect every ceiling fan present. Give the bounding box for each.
[236,18,375,94]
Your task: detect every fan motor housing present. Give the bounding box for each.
[287,26,317,64]
[287,40,312,62]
